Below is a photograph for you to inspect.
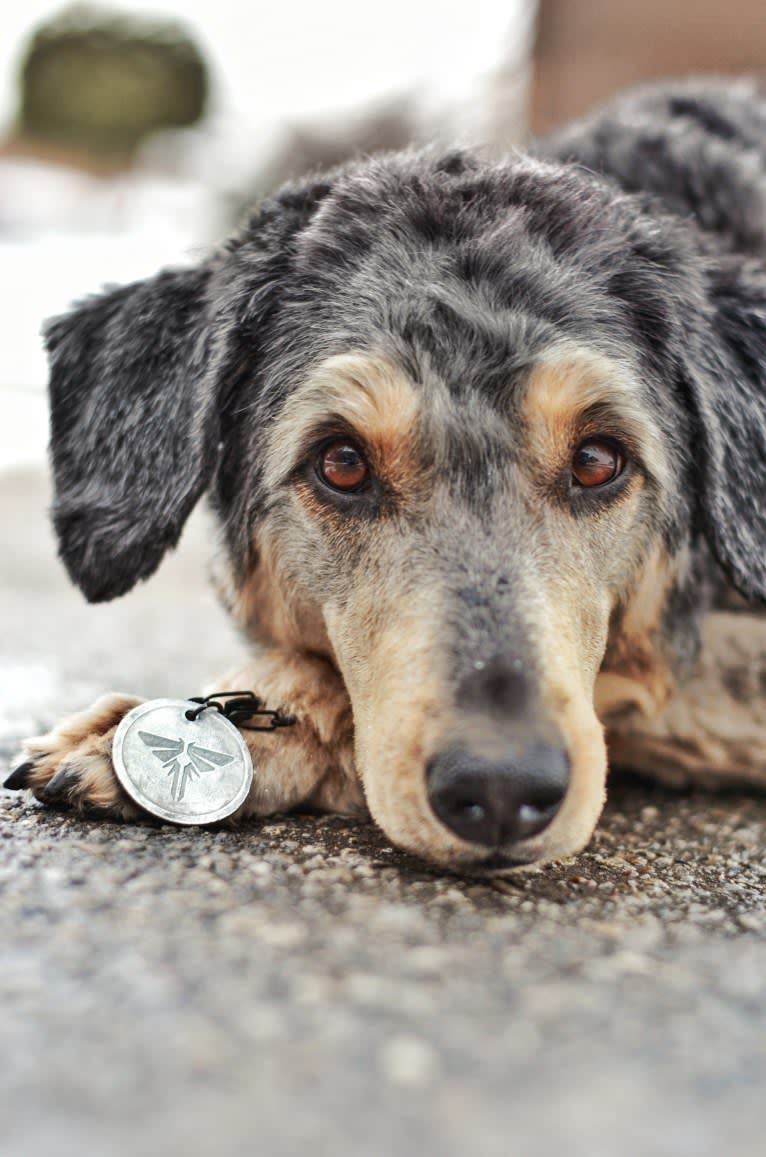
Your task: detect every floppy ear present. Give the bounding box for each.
[44,173,339,604]
[45,264,221,602]
[681,255,766,603]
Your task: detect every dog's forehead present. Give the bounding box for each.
[227,149,691,525]
[286,162,586,375]
[241,151,679,411]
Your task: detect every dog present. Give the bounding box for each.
[5,77,766,872]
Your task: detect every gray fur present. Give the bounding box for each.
[45,76,766,614]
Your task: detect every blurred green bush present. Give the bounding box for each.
[18,4,208,162]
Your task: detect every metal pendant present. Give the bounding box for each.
[113,699,253,825]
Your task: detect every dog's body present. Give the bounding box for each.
[7,77,766,871]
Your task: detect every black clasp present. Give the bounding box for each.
[185,690,297,732]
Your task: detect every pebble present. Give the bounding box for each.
[379,1034,438,1087]
[738,912,766,933]
[253,922,308,949]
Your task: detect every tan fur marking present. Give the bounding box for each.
[607,611,766,789]
[537,693,608,860]
[324,588,475,866]
[207,650,364,818]
[594,673,658,719]
[529,601,610,861]
[227,352,424,652]
[522,345,670,491]
[596,543,680,721]
[21,693,143,818]
[263,353,421,494]
[222,522,332,653]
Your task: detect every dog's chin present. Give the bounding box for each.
[450,850,544,876]
[420,842,547,876]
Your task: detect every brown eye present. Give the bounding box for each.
[318,440,369,492]
[571,440,623,488]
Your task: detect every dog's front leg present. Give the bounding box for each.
[213,649,363,818]
[5,650,364,821]
[603,611,766,790]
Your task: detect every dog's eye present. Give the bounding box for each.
[317,440,369,492]
[571,440,623,488]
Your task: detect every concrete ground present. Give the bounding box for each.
[2,468,766,1157]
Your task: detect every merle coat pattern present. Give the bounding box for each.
[6,78,766,871]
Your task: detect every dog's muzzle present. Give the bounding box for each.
[426,742,569,848]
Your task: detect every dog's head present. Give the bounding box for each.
[45,150,766,869]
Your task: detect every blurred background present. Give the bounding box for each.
[1,0,765,471]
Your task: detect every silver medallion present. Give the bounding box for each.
[112,699,253,824]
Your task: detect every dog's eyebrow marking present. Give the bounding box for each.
[521,346,671,488]
[263,353,421,489]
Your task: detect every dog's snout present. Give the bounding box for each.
[426,744,569,847]
[457,655,529,717]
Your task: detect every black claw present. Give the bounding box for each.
[43,766,80,804]
[4,761,34,790]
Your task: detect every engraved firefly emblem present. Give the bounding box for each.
[139,731,234,802]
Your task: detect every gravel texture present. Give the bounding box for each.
[2,468,766,1157]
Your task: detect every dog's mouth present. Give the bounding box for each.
[472,851,538,872]
[445,846,544,875]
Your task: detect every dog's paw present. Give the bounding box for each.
[4,693,145,820]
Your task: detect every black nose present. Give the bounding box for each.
[426,744,569,847]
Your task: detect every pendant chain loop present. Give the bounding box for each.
[185,690,297,732]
